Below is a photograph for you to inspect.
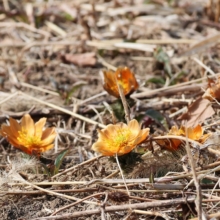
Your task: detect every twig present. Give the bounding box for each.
[31,196,196,220]
[115,153,130,195]
[19,92,106,129]
[117,83,130,123]
[0,188,97,195]
[52,155,103,179]
[192,57,216,76]
[17,174,97,205]
[80,91,107,105]
[12,165,220,188]
[114,42,156,52]
[103,101,117,124]
[0,41,80,48]
[51,192,104,216]
[132,73,220,99]
[133,209,169,220]
[190,212,220,220]
[184,132,204,220]
[20,82,59,96]
[97,54,117,71]
[0,92,19,105]
[100,192,108,220]
[0,22,50,36]
[45,21,67,37]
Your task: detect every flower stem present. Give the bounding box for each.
[117,83,130,124]
[115,153,130,196]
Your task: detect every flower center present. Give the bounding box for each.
[17,128,42,148]
[112,128,132,150]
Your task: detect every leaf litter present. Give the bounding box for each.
[1,0,220,220]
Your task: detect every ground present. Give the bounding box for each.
[1,0,220,219]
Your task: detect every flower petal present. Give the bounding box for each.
[133,128,150,145]
[103,67,138,98]
[92,141,117,156]
[9,117,21,135]
[180,125,203,140]
[156,138,182,151]
[42,127,55,139]
[103,70,119,97]
[39,143,54,152]
[92,119,150,156]
[191,125,203,140]
[98,125,114,140]
[170,126,182,135]
[21,114,35,136]
[41,128,56,145]
[127,119,140,137]
[0,125,21,146]
[35,118,46,138]
[15,145,32,155]
[118,143,136,155]
[117,67,139,95]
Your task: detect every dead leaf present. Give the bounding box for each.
[62,52,96,67]
[178,97,215,127]
[203,77,220,101]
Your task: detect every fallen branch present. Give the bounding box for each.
[32,196,195,220]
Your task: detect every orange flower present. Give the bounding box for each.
[156,125,210,151]
[0,114,56,155]
[156,126,182,151]
[103,67,139,98]
[179,125,210,144]
[92,119,149,156]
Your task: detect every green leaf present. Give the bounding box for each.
[110,98,135,121]
[40,150,69,177]
[53,149,69,175]
[170,71,186,85]
[41,163,52,177]
[147,77,165,85]
[65,83,85,104]
[145,109,169,131]
[146,109,164,122]
[154,47,172,77]
[201,178,214,184]
[63,13,75,21]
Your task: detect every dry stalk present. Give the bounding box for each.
[0,188,97,195]
[31,196,196,220]
[132,73,220,99]
[115,153,130,195]
[51,192,104,216]
[0,41,80,48]
[15,174,98,205]
[11,163,220,188]
[190,212,220,220]
[20,82,59,96]
[192,57,216,76]
[52,155,103,179]
[20,92,106,129]
[133,209,169,220]
[117,83,130,123]
[184,131,204,220]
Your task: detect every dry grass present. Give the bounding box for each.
[1,0,220,219]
